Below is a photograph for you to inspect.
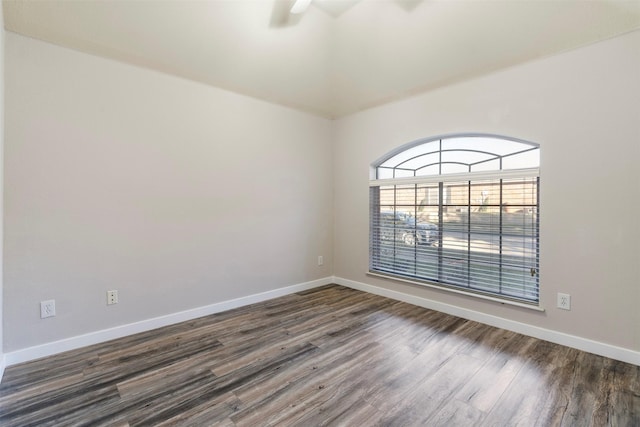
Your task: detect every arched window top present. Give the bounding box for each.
[375,135,539,179]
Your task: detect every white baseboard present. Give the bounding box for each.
[333,276,640,366]
[3,277,333,368]
[5,275,637,376]
[0,354,6,384]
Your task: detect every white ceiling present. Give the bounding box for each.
[3,0,640,118]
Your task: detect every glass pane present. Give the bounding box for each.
[398,152,440,170]
[379,186,395,206]
[470,158,500,172]
[395,185,416,207]
[441,150,496,166]
[379,140,440,168]
[394,169,414,178]
[447,182,469,206]
[502,178,537,206]
[440,163,469,174]
[442,136,535,156]
[416,185,439,206]
[377,167,394,179]
[470,181,499,210]
[502,149,539,170]
[415,164,440,177]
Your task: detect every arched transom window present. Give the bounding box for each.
[370,135,540,306]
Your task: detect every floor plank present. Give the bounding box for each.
[0,284,638,426]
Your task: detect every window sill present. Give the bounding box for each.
[367,271,545,312]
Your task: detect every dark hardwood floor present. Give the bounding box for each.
[1,284,638,426]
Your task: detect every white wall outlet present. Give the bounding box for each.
[557,293,571,310]
[318,255,324,266]
[107,290,118,305]
[40,300,56,318]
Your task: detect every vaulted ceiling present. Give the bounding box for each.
[4,0,640,118]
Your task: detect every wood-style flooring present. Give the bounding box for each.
[0,284,638,426]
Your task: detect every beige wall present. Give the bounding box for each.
[1,4,5,359]
[333,30,640,352]
[4,33,333,352]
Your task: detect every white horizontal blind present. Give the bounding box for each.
[370,136,540,305]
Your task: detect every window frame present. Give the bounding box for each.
[369,134,541,309]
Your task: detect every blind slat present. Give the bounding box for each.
[370,176,539,305]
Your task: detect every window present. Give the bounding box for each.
[370,135,540,306]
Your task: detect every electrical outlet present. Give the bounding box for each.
[40,300,56,318]
[557,293,571,310]
[107,290,118,305]
[318,255,324,266]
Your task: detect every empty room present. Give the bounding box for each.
[0,0,639,425]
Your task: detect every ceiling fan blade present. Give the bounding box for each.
[270,0,303,28]
[290,0,312,14]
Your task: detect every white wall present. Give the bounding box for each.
[4,33,333,352]
[333,30,640,353]
[1,3,6,365]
